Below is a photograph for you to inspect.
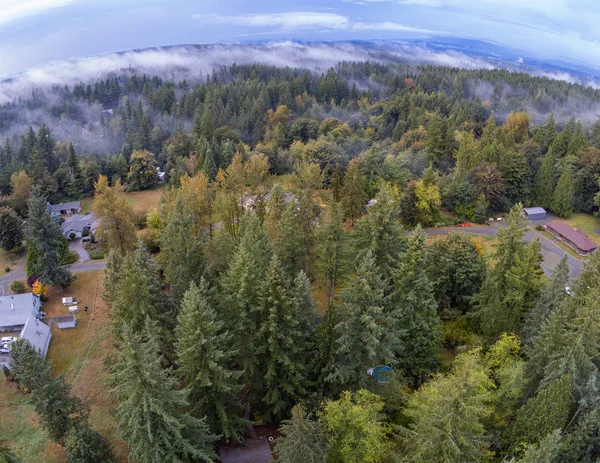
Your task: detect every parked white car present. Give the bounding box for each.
[0,336,15,344]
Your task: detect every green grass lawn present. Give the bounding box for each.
[562,213,600,246]
[0,249,25,273]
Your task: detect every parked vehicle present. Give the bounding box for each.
[0,336,15,344]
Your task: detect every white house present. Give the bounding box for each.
[48,201,81,218]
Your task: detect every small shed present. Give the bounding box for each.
[69,306,79,314]
[57,316,77,329]
[522,207,547,220]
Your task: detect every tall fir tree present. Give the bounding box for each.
[158,193,206,301]
[534,153,555,209]
[254,255,306,421]
[110,241,172,335]
[341,158,366,224]
[474,203,543,341]
[111,320,218,463]
[25,191,73,288]
[392,226,441,384]
[274,405,328,463]
[220,213,272,383]
[316,200,345,306]
[403,349,494,463]
[328,251,393,390]
[175,279,245,442]
[551,164,575,217]
[522,255,569,346]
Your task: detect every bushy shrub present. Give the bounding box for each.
[442,318,476,348]
[89,248,106,260]
[60,250,79,265]
[4,266,9,273]
[536,224,544,231]
[10,280,25,294]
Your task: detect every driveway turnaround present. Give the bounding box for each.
[426,224,584,280]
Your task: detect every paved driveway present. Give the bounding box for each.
[426,221,584,280]
[68,239,90,264]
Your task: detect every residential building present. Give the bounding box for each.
[61,213,100,240]
[545,221,598,255]
[19,316,51,359]
[48,201,81,217]
[0,293,42,331]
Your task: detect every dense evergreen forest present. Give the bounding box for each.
[3,60,600,462]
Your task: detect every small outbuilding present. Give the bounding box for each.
[522,207,547,220]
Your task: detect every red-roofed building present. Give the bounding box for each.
[545,221,598,255]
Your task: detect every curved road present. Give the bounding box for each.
[0,261,106,297]
[426,223,584,280]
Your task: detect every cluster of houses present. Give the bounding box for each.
[48,201,100,241]
[0,293,51,368]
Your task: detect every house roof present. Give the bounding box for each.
[49,201,81,213]
[0,293,41,328]
[523,207,546,215]
[546,221,598,252]
[20,317,51,358]
[61,213,97,235]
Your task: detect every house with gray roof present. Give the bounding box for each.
[19,317,51,359]
[61,213,100,240]
[0,293,42,331]
[49,201,81,218]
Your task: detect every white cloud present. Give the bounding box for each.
[352,22,440,34]
[397,0,442,6]
[192,12,349,29]
[0,0,75,24]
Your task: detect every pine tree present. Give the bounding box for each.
[474,203,543,341]
[541,251,600,404]
[111,320,217,463]
[392,227,441,384]
[0,206,23,251]
[175,280,245,441]
[25,192,73,288]
[292,271,318,371]
[328,251,392,390]
[254,256,306,421]
[551,164,574,217]
[158,193,206,301]
[274,405,328,463]
[522,255,569,346]
[341,158,366,224]
[353,187,404,281]
[110,242,172,334]
[316,200,345,306]
[64,423,114,463]
[221,213,272,382]
[274,201,306,275]
[509,430,562,463]
[93,175,137,255]
[265,183,286,240]
[203,144,218,180]
[403,349,494,463]
[534,153,555,209]
[509,375,571,451]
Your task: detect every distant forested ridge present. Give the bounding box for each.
[2,60,600,219]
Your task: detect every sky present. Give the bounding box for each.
[1,0,600,78]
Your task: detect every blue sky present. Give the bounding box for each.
[1,0,600,77]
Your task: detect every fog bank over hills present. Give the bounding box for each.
[1,39,599,104]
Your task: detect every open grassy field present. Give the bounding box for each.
[562,213,600,246]
[1,271,129,462]
[80,185,165,215]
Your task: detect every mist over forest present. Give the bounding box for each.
[2,41,600,158]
